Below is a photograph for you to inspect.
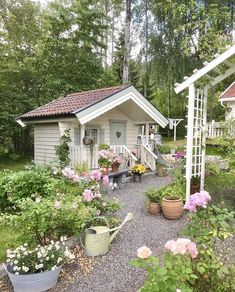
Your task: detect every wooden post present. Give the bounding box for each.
[185,83,195,203]
[146,123,149,146]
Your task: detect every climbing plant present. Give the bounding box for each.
[55,129,71,168]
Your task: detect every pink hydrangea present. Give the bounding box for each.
[91,170,102,181]
[102,175,109,185]
[62,167,80,182]
[164,238,198,259]
[83,189,94,202]
[184,190,211,212]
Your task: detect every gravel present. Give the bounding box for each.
[61,174,186,292]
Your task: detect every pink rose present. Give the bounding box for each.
[83,189,94,202]
[102,175,109,185]
[137,246,152,259]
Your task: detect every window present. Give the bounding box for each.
[85,128,98,144]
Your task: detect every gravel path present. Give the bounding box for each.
[62,174,186,292]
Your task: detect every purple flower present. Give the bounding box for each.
[91,170,102,181]
[184,190,211,212]
[83,189,94,202]
[102,175,109,185]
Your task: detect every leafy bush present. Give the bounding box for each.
[0,166,57,210]
[55,129,71,168]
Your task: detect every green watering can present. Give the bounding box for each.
[80,213,133,256]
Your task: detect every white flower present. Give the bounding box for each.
[37,252,42,258]
[23,251,28,255]
[23,243,28,247]
[35,263,43,270]
[22,266,29,272]
[51,255,55,258]
[51,265,57,271]
[69,253,75,260]
[57,257,62,264]
[14,260,18,264]
[46,257,49,261]
[13,266,18,271]
[17,254,21,259]
[15,272,19,275]
[35,197,41,203]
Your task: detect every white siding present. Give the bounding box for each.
[87,108,139,150]
[34,123,60,164]
[225,101,235,120]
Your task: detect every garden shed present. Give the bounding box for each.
[16,85,168,170]
[175,44,235,202]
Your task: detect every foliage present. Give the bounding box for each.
[205,172,235,211]
[144,187,162,203]
[130,240,198,292]
[131,164,146,174]
[159,183,185,201]
[98,144,110,150]
[98,149,125,167]
[205,162,220,177]
[6,237,74,275]
[0,166,56,211]
[55,129,71,168]
[191,176,200,185]
[75,161,90,175]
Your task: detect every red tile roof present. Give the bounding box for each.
[20,85,130,120]
[220,82,235,99]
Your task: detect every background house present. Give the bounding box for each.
[219,82,235,120]
[17,85,168,170]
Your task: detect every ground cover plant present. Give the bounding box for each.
[0,164,120,261]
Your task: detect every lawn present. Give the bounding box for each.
[0,226,23,262]
[0,160,28,171]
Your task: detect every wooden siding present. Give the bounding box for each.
[87,108,139,150]
[225,101,235,120]
[34,123,60,164]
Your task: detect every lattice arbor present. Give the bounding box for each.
[175,45,235,203]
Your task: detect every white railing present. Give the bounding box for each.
[69,145,99,169]
[140,145,158,171]
[110,145,138,167]
[206,121,227,138]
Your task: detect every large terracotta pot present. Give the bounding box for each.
[111,163,119,173]
[190,184,200,195]
[148,202,161,215]
[162,196,183,220]
[157,167,168,177]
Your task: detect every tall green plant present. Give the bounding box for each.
[55,129,71,168]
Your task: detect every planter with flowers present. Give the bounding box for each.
[145,187,162,215]
[4,237,75,292]
[131,164,146,182]
[98,149,112,174]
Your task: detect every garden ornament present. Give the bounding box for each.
[80,212,133,256]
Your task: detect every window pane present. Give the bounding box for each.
[86,129,98,144]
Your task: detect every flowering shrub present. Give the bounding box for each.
[131,164,146,174]
[184,190,211,212]
[130,239,198,291]
[6,237,74,275]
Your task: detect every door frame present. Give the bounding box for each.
[109,119,127,145]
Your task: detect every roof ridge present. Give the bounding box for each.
[67,85,128,96]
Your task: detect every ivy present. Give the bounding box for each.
[55,129,71,169]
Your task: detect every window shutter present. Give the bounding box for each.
[74,128,81,146]
[99,129,105,144]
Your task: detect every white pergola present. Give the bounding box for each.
[175,44,235,203]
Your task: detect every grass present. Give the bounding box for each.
[162,138,186,152]
[0,225,23,263]
[0,160,28,171]
[205,171,235,211]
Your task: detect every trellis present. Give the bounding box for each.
[175,44,235,203]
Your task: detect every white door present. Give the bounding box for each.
[110,121,126,145]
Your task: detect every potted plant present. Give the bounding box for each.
[156,163,168,177]
[161,184,184,219]
[4,237,75,292]
[190,176,200,194]
[109,151,125,173]
[145,187,162,215]
[98,149,112,174]
[131,164,146,182]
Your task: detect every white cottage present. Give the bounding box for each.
[17,85,168,170]
[219,82,235,120]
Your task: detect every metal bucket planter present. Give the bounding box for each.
[133,173,142,182]
[4,264,62,292]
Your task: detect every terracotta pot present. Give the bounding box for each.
[100,167,109,175]
[148,202,161,215]
[162,196,183,220]
[111,163,119,173]
[157,167,168,177]
[190,184,200,195]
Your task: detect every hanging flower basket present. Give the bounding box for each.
[83,137,93,145]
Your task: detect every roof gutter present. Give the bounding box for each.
[16,119,26,127]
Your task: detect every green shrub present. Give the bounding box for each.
[145,187,162,203]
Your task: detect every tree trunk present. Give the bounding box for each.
[122,0,131,85]
[144,0,149,97]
